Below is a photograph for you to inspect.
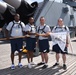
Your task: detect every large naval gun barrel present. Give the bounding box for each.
[3,0,22,9]
[3,0,38,24]
[0,2,16,27]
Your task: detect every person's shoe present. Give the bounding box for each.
[52,63,59,67]
[18,63,23,68]
[30,62,37,65]
[11,64,15,70]
[42,65,48,69]
[27,63,32,68]
[37,62,45,66]
[63,64,67,70]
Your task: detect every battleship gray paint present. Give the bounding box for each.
[63,0,76,7]
[35,1,75,27]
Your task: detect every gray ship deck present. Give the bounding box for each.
[0,38,76,75]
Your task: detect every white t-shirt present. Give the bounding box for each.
[52,25,69,33]
[37,24,51,40]
[6,20,25,37]
[25,23,36,38]
[52,25,69,45]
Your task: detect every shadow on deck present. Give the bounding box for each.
[0,65,66,75]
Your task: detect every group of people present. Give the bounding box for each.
[5,13,69,70]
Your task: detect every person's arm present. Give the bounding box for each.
[5,29,10,40]
[21,22,26,35]
[39,32,51,37]
[5,22,12,39]
[66,27,70,47]
[25,25,36,35]
[66,33,69,47]
[39,25,51,37]
[26,31,36,35]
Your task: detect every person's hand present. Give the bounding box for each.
[36,33,39,36]
[66,43,69,47]
[47,32,51,36]
[6,37,9,40]
[25,35,30,37]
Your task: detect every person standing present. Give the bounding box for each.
[52,18,69,70]
[25,17,36,68]
[6,14,26,69]
[36,16,51,69]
